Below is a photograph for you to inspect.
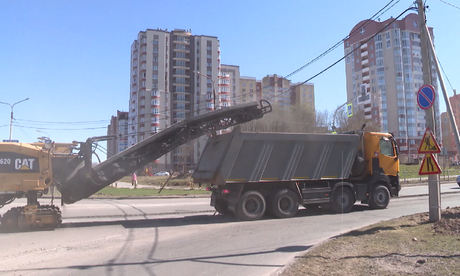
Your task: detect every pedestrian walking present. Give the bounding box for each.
[132,172,137,189]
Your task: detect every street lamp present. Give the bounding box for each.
[0,98,29,141]
[194,71,216,110]
[36,129,50,138]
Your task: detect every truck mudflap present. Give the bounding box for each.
[389,175,400,196]
[59,101,272,204]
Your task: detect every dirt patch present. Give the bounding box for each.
[280,207,460,276]
[433,207,460,236]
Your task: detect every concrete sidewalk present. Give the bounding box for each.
[398,182,460,197]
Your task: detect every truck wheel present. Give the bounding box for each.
[331,187,354,213]
[235,191,266,221]
[369,184,390,209]
[270,189,299,218]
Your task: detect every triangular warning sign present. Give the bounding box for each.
[419,154,441,175]
[418,127,441,154]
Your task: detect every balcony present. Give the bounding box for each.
[360,50,368,59]
[173,96,190,103]
[361,58,369,66]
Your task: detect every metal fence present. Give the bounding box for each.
[400,169,459,184]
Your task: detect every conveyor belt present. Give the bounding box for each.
[58,101,272,204]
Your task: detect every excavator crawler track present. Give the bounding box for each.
[0,205,62,232]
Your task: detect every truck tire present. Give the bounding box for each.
[330,186,354,213]
[235,190,266,221]
[270,189,299,218]
[369,184,390,209]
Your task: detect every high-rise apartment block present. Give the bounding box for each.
[111,29,317,170]
[107,111,128,159]
[221,64,240,106]
[345,13,440,155]
[239,76,257,104]
[261,74,292,107]
[291,82,315,111]
[441,91,460,159]
[128,28,221,171]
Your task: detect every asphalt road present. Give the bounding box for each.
[0,183,459,276]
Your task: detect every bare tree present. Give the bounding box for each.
[333,106,381,133]
[241,104,330,134]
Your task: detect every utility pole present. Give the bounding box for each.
[424,23,460,173]
[0,97,29,141]
[417,0,440,222]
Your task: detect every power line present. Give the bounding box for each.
[12,119,35,141]
[14,118,110,124]
[19,125,107,131]
[221,0,402,105]
[283,0,400,80]
[268,5,417,102]
[439,0,460,10]
[437,57,456,92]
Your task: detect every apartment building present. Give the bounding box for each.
[344,13,440,155]
[261,74,291,108]
[291,82,315,111]
[441,91,460,159]
[129,28,220,171]
[221,64,240,106]
[239,76,257,105]
[107,110,128,159]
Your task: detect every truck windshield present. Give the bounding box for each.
[379,137,395,157]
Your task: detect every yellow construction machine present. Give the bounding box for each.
[0,101,272,231]
[0,139,76,230]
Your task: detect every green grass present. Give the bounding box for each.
[119,175,194,186]
[400,164,460,183]
[281,209,460,276]
[91,186,211,197]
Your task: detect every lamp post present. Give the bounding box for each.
[195,71,216,110]
[36,129,50,138]
[0,98,29,141]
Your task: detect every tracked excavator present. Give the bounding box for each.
[0,101,271,230]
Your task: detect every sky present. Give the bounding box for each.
[0,0,459,160]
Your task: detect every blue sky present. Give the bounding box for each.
[0,0,458,159]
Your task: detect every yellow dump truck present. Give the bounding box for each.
[192,126,400,220]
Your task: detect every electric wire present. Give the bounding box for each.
[437,57,456,92]
[439,0,460,10]
[12,119,35,141]
[14,118,109,124]
[3,3,417,141]
[268,4,417,102]
[283,0,400,80]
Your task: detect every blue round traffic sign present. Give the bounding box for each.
[417,85,435,110]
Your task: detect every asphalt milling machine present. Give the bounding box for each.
[0,100,272,231]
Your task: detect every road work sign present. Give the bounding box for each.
[418,127,441,154]
[419,153,441,175]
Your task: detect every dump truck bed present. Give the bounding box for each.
[193,127,360,185]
